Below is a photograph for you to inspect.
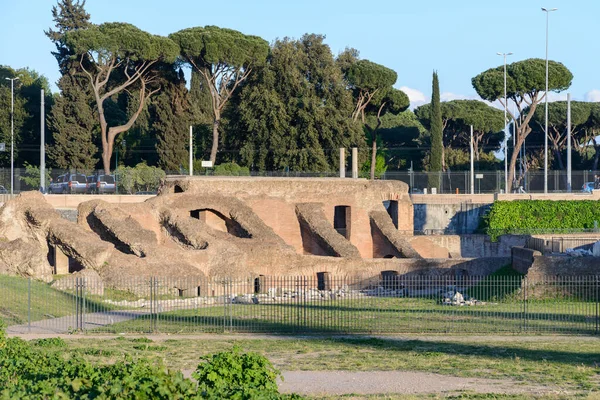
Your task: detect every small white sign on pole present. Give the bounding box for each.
[475,174,484,179]
[201,161,213,168]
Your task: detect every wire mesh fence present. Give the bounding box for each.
[2,274,599,335]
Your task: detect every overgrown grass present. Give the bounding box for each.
[41,336,600,393]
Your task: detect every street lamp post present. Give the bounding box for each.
[542,7,557,194]
[5,77,19,195]
[497,52,512,192]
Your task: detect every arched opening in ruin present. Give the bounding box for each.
[48,243,84,275]
[174,185,184,193]
[190,209,250,238]
[334,205,351,239]
[383,200,399,229]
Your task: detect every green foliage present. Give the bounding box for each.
[67,22,179,63]
[360,153,387,178]
[193,346,281,399]
[429,71,443,188]
[483,200,600,240]
[31,337,67,348]
[47,73,99,170]
[116,162,165,193]
[19,162,52,190]
[231,34,365,172]
[0,335,299,400]
[153,66,193,172]
[472,58,572,103]
[422,148,499,171]
[213,162,250,176]
[0,66,54,168]
[45,0,92,74]
[346,59,397,91]
[415,99,504,154]
[170,26,269,69]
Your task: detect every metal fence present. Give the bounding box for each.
[2,274,599,335]
[3,167,600,195]
[382,170,600,194]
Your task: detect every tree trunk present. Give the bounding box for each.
[102,151,111,175]
[370,130,377,180]
[507,138,523,192]
[593,141,600,171]
[209,117,220,165]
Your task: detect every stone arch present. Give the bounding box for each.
[190,208,250,238]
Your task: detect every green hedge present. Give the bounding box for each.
[483,200,600,240]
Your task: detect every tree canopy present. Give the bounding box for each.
[66,22,179,173]
[229,34,364,172]
[170,26,270,164]
[415,99,504,160]
[472,58,572,188]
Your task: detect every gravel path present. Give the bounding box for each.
[179,369,562,396]
[6,310,148,334]
[278,371,559,396]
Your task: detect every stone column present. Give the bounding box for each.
[339,148,345,178]
[352,147,358,179]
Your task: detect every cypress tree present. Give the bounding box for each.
[429,71,443,189]
[45,0,98,171]
[154,67,192,172]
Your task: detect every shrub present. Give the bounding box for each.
[483,200,600,241]
[115,162,166,194]
[193,346,281,399]
[0,336,302,400]
[213,162,250,176]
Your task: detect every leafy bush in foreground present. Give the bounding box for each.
[0,326,302,399]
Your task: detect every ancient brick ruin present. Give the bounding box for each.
[0,177,506,289]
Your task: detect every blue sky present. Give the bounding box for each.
[1,0,599,107]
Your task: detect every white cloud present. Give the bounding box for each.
[440,92,472,102]
[398,86,427,109]
[584,89,600,102]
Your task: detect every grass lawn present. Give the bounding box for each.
[0,275,78,325]
[102,296,598,335]
[0,275,123,326]
[30,335,600,398]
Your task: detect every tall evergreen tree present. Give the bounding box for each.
[429,71,443,189]
[154,67,192,172]
[188,69,213,161]
[45,0,98,171]
[230,34,364,172]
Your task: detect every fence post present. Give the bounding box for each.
[229,280,233,332]
[521,276,527,333]
[596,275,600,335]
[222,280,227,333]
[27,277,31,333]
[75,277,80,332]
[82,277,86,333]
